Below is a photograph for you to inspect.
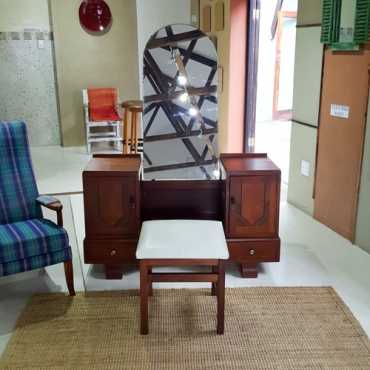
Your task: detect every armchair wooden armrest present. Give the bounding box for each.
[36,196,64,227]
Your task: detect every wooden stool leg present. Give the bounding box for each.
[216,260,225,334]
[211,265,218,296]
[130,111,135,153]
[64,261,76,296]
[140,261,149,335]
[148,268,153,296]
[123,109,128,154]
[133,112,138,153]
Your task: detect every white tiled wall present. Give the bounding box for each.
[0,31,60,146]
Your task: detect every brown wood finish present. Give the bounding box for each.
[314,49,370,241]
[83,154,281,279]
[240,263,258,278]
[141,180,223,221]
[83,155,141,279]
[227,239,280,262]
[220,153,281,276]
[64,261,76,296]
[39,197,75,296]
[229,176,279,238]
[139,259,225,335]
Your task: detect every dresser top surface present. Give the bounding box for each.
[220,154,280,175]
[84,156,141,174]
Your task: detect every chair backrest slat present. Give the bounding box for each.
[0,121,42,224]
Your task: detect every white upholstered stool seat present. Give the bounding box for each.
[136,220,229,260]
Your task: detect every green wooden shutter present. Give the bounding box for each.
[321,0,341,44]
[354,0,370,43]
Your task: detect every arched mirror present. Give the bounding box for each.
[142,24,219,180]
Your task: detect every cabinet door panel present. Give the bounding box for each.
[84,177,138,237]
[229,176,278,238]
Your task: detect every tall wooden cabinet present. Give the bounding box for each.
[221,154,281,277]
[83,153,281,279]
[83,155,141,279]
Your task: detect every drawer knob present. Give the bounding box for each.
[249,249,256,256]
[110,249,117,256]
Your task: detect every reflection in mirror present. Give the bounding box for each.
[142,24,219,180]
[339,0,357,43]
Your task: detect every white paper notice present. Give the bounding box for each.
[330,104,350,119]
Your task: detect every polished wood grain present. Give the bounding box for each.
[221,153,281,277]
[314,50,370,241]
[83,155,141,279]
[228,176,279,238]
[139,259,226,335]
[38,197,75,296]
[220,153,280,175]
[64,261,76,296]
[83,154,281,279]
[141,180,223,221]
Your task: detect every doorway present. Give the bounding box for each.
[252,0,298,190]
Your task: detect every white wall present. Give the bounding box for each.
[136,0,191,97]
[0,0,50,31]
[0,0,60,145]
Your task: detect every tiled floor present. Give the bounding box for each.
[1,144,370,357]
[30,146,90,195]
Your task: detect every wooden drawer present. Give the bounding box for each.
[84,239,137,264]
[227,238,280,263]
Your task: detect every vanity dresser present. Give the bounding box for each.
[83,153,281,279]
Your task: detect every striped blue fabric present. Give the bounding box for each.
[0,121,42,224]
[0,121,72,278]
[0,248,72,277]
[0,219,69,263]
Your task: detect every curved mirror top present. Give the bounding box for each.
[142,24,219,180]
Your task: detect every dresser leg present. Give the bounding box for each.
[240,263,258,278]
[105,265,124,279]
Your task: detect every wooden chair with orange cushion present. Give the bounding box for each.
[83,88,123,154]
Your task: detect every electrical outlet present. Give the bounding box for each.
[300,160,310,177]
[37,40,44,49]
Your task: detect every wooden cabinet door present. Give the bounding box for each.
[84,176,139,238]
[314,50,369,241]
[228,176,279,238]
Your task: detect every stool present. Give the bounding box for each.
[121,100,143,154]
[136,220,229,335]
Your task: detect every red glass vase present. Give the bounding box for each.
[79,0,112,34]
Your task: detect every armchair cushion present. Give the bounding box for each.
[0,248,72,277]
[0,219,69,264]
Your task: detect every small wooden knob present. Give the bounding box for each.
[249,249,256,256]
[110,249,117,256]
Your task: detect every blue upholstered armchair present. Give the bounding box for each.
[0,121,75,296]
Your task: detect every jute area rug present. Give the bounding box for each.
[1,287,370,370]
